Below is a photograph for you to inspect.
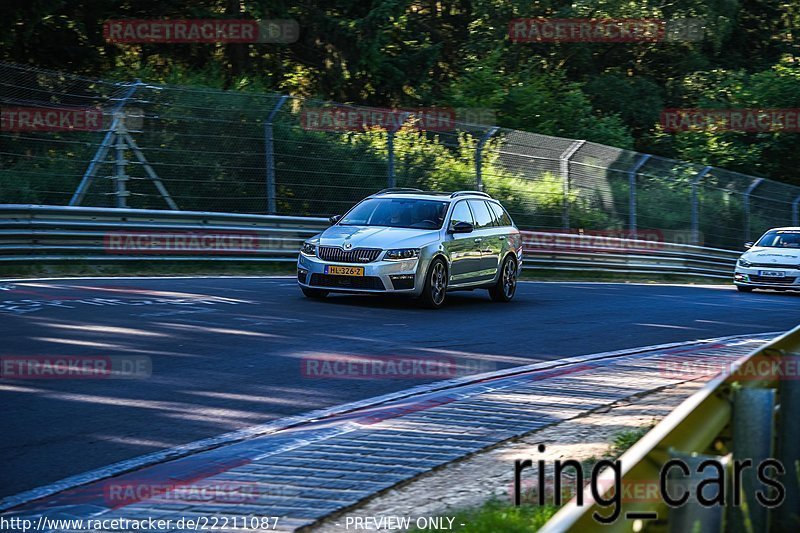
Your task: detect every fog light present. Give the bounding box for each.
[298,268,308,284]
[734,273,747,281]
[390,274,415,290]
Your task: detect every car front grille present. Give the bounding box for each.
[750,263,799,269]
[317,246,381,263]
[309,274,385,290]
[748,275,797,284]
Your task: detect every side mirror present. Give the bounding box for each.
[329,215,342,225]
[449,221,474,234]
[744,241,754,249]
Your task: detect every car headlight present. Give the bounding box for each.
[301,242,317,256]
[384,248,420,261]
[738,258,752,268]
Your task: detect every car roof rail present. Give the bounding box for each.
[372,187,424,195]
[450,190,492,199]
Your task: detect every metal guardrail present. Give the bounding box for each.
[0,205,738,279]
[0,204,329,262]
[540,326,800,532]
[520,231,738,279]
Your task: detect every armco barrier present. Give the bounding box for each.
[520,230,739,279]
[0,205,738,278]
[0,204,329,262]
[540,325,800,532]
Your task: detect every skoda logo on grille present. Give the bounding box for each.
[344,243,353,249]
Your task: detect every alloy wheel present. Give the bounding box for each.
[431,261,447,305]
[503,258,517,298]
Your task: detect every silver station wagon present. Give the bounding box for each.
[297,189,523,308]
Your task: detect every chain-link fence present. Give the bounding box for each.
[2,62,798,250]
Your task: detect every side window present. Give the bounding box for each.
[488,202,513,226]
[468,200,494,229]
[485,202,502,226]
[449,201,474,228]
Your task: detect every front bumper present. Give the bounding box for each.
[297,253,424,294]
[733,267,800,290]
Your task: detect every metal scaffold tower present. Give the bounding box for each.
[69,81,178,209]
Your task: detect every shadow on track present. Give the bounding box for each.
[297,290,522,310]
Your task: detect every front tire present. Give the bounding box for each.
[489,256,518,302]
[301,287,329,298]
[420,258,448,309]
[736,285,754,293]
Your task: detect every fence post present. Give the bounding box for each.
[387,130,396,188]
[559,140,585,230]
[691,166,712,246]
[71,79,141,206]
[627,154,650,233]
[386,112,411,188]
[264,95,289,215]
[475,127,499,192]
[743,178,764,243]
[792,193,800,226]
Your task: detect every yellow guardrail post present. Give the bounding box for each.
[776,350,800,530]
[730,388,777,533]
[539,325,800,533]
[667,452,727,533]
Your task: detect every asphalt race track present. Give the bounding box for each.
[1,277,797,498]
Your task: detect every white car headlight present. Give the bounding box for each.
[384,248,420,261]
[738,257,752,268]
[301,242,317,256]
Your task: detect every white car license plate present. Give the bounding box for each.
[759,270,785,278]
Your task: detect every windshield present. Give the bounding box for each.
[755,230,800,248]
[339,198,449,229]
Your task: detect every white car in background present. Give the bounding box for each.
[734,227,800,292]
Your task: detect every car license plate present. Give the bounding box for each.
[325,265,364,276]
[759,270,785,278]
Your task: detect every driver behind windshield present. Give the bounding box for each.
[757,231,800,248]
[777,234,800,247]
[341,198,448,229]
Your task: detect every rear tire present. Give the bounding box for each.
[736,285,754,293]
[420,258,448,309]
[301,287,329,298]
[489,255,518,302]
